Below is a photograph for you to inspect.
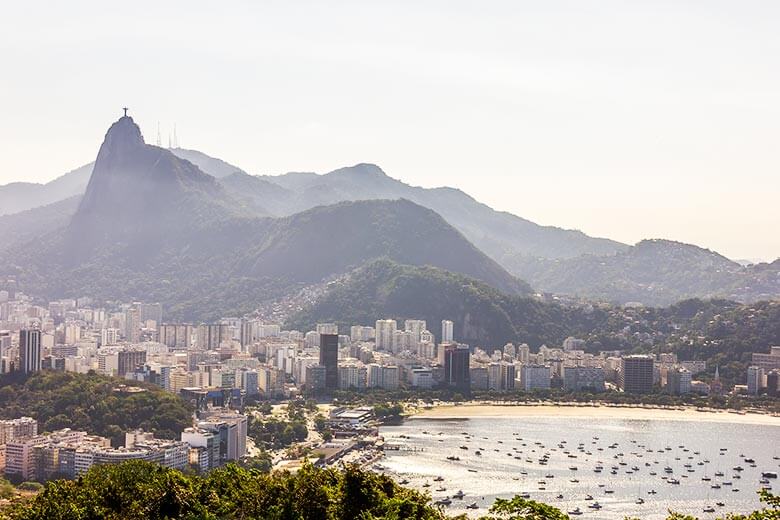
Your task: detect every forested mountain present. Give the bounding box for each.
[0,116,526,320]
[287,258,608,347]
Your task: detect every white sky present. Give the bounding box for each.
[1,1,778,260]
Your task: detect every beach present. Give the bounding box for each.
[411,402,780,426]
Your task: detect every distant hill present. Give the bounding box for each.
[251,163,628,260]
[507,239,780,306]
[287,258,598,347]
[0,163,92,216]
[0,195,80,250]
[1,116,526,320]
[168,147,248,179]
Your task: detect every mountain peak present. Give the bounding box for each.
[100,116,145,155]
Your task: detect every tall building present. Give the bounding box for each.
[117,349,147,377]
[520,364,551,391]
[746,366,763,395]
[196,324,229,350]
[159,324,193,350]
[0,330,12,373]
[124,306,141,343]
[563,366,605,392]
[139,303,163,326]
[375,320,396,351]
[319,333,339,391]
[620,355,654,394]
[404,320,426,344]
[316,323,338,335]
[751,347,780,371]
[19,328,42,374]
[666,367,692,395]
[444,343,470,391]
[441,320,454,343]
[767,370,779,397]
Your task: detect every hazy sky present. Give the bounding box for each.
[1,1,778,260]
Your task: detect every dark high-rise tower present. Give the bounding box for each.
[620,355,654,394]
[319,333,339,391]
[19,328,42,374]
[444,343,470,391]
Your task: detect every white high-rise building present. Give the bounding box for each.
[404,320,426,344]
[520,364,551,391]
[375,320,397,351]
[517,344,530,364]
[19,329,42,374]
[316,323,338,335]
[441,320,454,343]
[747,366,763,395]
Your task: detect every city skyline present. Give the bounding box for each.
[2,2,779,260]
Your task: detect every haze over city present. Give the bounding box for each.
[1,1,779,260]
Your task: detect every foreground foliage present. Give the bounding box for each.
[2,461,777,520]
[1,461,444,520]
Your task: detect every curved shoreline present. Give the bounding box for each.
[407,401,780,426]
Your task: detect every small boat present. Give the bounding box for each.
[466,502,478,510]
[585,494,594,501]
[519,492,531,499]
[433,476,444,482]
[556,494,564,499]
[703,505,715,513]
[716,502,725,507]
[648,489,657,495]
[568,507,583,516]
[436,486,446,492]
[635,497,645,504]
[588,502,602,510]
[604,489,614,494]
[467,469,477,473]
[452,490,465,499]
[434,498,451,506]
[446,456,460,461]
[762,472,779,479]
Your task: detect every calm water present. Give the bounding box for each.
[379,415,780,519]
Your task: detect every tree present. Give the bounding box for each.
[480,496,569,520]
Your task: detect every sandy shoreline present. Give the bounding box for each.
[410,402,780,426]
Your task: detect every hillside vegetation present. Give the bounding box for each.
[0,371,193,447]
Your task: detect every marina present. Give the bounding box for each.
[378,411,780,519]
